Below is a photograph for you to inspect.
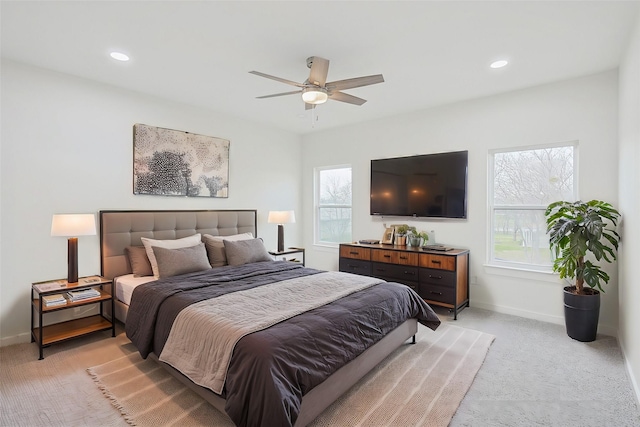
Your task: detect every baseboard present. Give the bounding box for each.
[619,338,640,408]
[472,301,617,337]
[1,332,31,347]
[472,300,564,324]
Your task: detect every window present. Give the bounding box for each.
[489,142,577,270]
[315,166,352,245]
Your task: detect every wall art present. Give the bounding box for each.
[133,124,229,198]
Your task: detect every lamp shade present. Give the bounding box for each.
[268,210,295,225]
[51,214,97,237]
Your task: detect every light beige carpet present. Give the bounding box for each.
[87,323,494,426]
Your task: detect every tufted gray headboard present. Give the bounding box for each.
[100,210,258,280]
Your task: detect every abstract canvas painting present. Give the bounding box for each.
[133,124,229,198]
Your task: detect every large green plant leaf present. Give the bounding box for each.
[545,200,620,294]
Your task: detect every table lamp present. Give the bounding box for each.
[267,210,295,252]
[51,213,96,283]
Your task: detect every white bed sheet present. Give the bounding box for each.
[115,274,155,305]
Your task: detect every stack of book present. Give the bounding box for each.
[67,288,101,302]
[42,294,67,307]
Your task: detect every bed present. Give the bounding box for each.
[100,209,441,427]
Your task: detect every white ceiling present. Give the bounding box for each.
[2,1,638,135]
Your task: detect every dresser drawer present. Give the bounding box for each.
[419,253,456,271]
[418,283,455,305]
[339,258,371,276]
[372,249,418,266]
[419,267,456,287]
[340,245,371,260]
[372,262,419,282]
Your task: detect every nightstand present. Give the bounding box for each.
[269,247,305,266]
[31,275,115,359]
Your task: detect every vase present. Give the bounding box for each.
[395,235,407,246]
[408,236,422,247]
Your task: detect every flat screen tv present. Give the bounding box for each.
[370,150,468,219]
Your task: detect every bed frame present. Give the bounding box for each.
[99,209,417,427]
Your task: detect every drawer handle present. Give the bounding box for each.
[348,264,360,269]
[404,271,416,276]
[431,260,441,265]
[383,254,391,258]
[429,275,443,280]
[430,291,443,296]
[399,256,407,260]
[375,268,386,272]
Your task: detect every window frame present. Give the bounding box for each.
[487,141,579,272]
[314,164,352,247]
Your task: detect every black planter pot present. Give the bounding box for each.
[563,286,600,342]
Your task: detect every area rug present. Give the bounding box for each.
[87,323,494,426]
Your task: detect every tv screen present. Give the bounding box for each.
[370,151,468,219]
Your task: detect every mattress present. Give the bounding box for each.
[114,274,155,305]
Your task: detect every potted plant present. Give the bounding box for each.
[545,200,621,342]
[407,228,430,247]
[394,225,410,246]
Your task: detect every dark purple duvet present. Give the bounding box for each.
[126,261,441,427]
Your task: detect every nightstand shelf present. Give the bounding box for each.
[32,315,113,346]
[269,247,305,266]
[31,276,115,359]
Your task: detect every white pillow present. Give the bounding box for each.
[202,233,253,267]
[141,233,202,278]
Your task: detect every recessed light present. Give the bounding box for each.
[110,52,130,62]
[490,60,508,69]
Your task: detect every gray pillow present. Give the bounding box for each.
[151,243,211,278]
[202,233,254,267]
[223,238,272,266]
[125,246,153,277]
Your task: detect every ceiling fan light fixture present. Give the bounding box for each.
[302,88,328,104]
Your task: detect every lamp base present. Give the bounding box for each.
[68,237,78,283]
[277,224,284,252]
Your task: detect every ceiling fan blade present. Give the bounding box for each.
[325,74,384,91]
[308,56,330,87]
[249,71,304,88]
[305,102,316,110]
[256,90,301,99]
[329,91,367,106]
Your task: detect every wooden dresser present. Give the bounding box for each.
[339,243,469,319]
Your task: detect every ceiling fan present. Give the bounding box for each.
[250,56,384,110]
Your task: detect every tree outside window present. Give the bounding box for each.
[316,166,352,245]
[490,143,576,269]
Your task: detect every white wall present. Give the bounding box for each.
[618,9,640,403]
[301,71,620,335]
[0,60,302,344]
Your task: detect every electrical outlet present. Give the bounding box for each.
[471,275,478,285]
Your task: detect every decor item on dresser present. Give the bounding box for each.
[381,226,395,244]
[51,214,97,283]
[133,123,230,198]
[267,210,295,252]
[407,227,430,247]
[394,224,410,246]
[100,210,440,427]
[339,242,470,319]
[545,200,621,342]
